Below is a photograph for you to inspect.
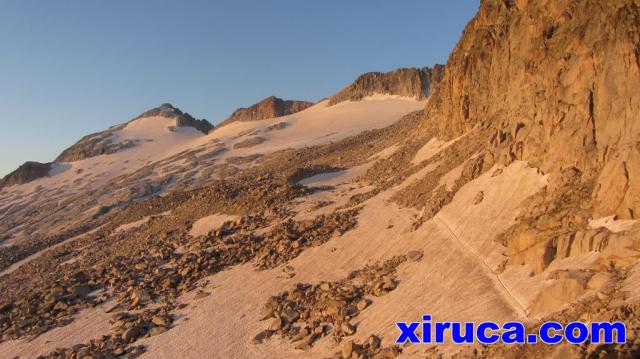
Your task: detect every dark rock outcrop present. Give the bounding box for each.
[328,66,444,106]
[133,103,213,135]
[0,161,52,191]
[56,104,212,162]
[219,96,314,126]
[55,128,135,163]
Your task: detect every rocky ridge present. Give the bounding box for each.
[132,103,213,135]
[0,161,52,191]
[327,66,444,106]
[219,96,314,126]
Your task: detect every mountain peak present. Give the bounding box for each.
[134,103,213,134]
[219,96,314,126]
[54,104,212,163]
[327,65,445,106]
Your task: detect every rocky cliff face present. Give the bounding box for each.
[0,161,51,191]
[220,96,313,126]
[55,104,212,162]
[328,66,445,105]
[421,0,640,220]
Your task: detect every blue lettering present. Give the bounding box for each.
[422,315,432,343]
[435,322,451,343]
[565,322,589,344]
[540,321,563,344]
[502,322,525,344]
[476,322,500,344]
[396,322,420,344]
[451,322,474,343]
[591,322,626,344]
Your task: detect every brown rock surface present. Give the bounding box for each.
[233,136,266,149]
[421,0,640,220]
[0,161,52,191]
[328,65,444,105]
[256,256,407,348]
[2,2,640,358]
[219,96,313,126]
[132,103,213,134]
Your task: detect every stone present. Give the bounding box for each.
[473,191,484,205]
[356,300,369,311]
[325,302,342,317]
[292,328,310,341]
[130,289,150,306]
[281,309,299,323]
[193,291,210,300]
[313,325,325,335]
[382,278,397,291]
[368,335,381,350]
[70,285,93,298]
[260,303,275,320]
[252,330,272,344]
[341,322,356,335]
[342,340,355,358]
[53,301,69,311]
[122,327,140,342]
[294,334,316,350]
[406,250,423,261]
[151,315,169,327]
[268,317,282,332]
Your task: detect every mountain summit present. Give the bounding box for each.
[328,65,444,105]
[133,103,213,134]
[55,104,212,163]
[220,96,314,126]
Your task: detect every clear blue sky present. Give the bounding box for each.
[0,0,478,177]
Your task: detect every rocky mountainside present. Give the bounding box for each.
[0,104,212,191]
[219,96,314,126]
[327,65,444,105]
[411,0,640,293]
[53,124,133,163]
[56,104,212,163]
[0,89,429,359]
[422,0,640,220]
[0,1,639,359]
[0,161,51,191]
